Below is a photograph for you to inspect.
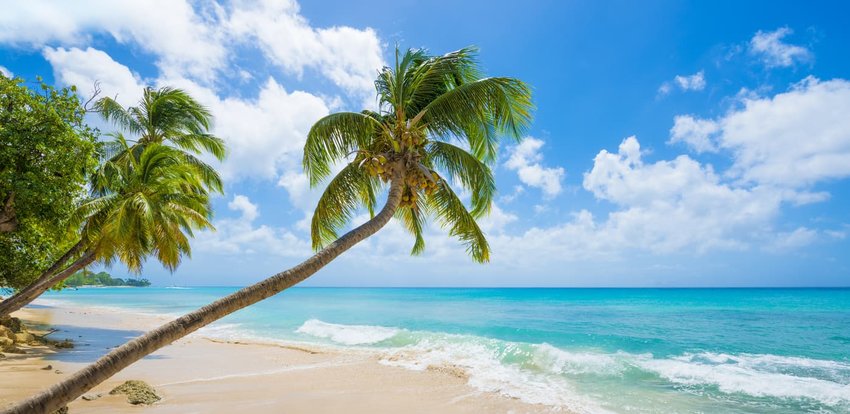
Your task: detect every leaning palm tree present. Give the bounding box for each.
[0,87,224,318]
[0,144,214,318]
[3,46,532,413]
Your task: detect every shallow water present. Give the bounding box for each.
[41,287,850,413]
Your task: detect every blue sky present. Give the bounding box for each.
[2,1,849,287]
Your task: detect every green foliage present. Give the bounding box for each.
[304,46,533,262]
[64,269,150,287]
[0,74,99,290]
[64,86,225,275]
[94,87,226,194]
[85,143,215,273]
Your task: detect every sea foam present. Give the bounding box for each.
[635,352,850,405]
[295,319,400,345]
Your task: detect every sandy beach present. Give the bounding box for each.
[0,302,551,413]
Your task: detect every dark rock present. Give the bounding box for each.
[53,339,74,349]
[109,380,161,405]
[41,364,53,370]
[0,316,22,333]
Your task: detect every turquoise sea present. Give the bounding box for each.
[39,287,850,413]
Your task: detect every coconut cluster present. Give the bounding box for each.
[359,153,389,180]
[400,169,443,208]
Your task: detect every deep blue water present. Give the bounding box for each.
[40,287,850,413]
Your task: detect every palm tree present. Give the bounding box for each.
[2,46,532,413]
[0,144,214,318]
[95,86,226,193]
[0,87,224,318]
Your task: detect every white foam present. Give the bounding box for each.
[533,343,632,376]
[636,352,850,405]
[381,337,612,413]
[295,319,399,345]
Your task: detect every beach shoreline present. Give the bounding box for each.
[0,301,553,414]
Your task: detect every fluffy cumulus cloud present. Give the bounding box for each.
[581,137,786,252]
[483,134,820,269]
[195,195,309,256]
[660,71,706,94]
[504,137,565,198]
[670,77,850,188]
[0,0,383,93]
[668,115,720,153]
[0,0,227,80]
[227,0,384,96]
[749,27,811,68]
[183,78,330,181]
[43,47,144,106]
[496,76,850,264]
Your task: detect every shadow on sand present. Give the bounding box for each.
[33,324,168,364]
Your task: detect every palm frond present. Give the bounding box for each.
[304,112,382,186]
[427,141,495,217]
[310,162,376,250]
[427,183,490,263]
[415,77,533,151]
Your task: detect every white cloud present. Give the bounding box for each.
[749,27,811,68]
[673,77,850,187]
[659,71,705,95]
[0,0,227,80]
[477,204,517,234]
[675,71,706,91]
[0,0,384,93]
[767,227,818,252]
[228,194,259,221]
[669,115,720,153]
[227,0,384,96]
[196,194,309,257]
[504,137,565,198]
[43,46,144,106]
[0,66,11,77]
[580,136,784,253]
[197,78,330,181]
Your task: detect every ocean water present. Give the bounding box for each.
[40,287,850,413]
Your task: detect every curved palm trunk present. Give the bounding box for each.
[0,241,88,318]
[2,171,405,414]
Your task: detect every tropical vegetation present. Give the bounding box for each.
[0,87,223,318]
[0,74,98,292]
[64,270,150,288]
[3,45,533,414]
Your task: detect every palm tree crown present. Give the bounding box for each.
[81,143,214,272]
[304,46,533,262]
[95,87,226,194]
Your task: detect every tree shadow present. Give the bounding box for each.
[38,324,168,363]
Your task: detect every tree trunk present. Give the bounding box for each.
[0,244,93,318]
[0,192,16,233]
[1,170,405,414]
